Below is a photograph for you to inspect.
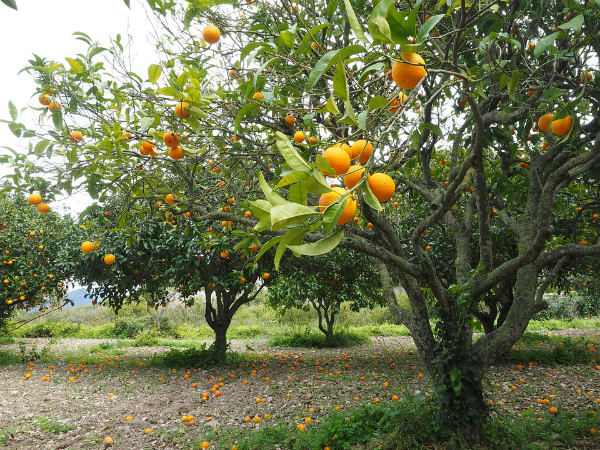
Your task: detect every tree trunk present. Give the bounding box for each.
[213,320,230,362]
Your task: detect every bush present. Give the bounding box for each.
[228,325,268,339]
[112,317,151,338]
[501,333,594,365]
[132,330,159,347]
[153,343,245,368]
[172,324,214,340]
[269,331,370,348]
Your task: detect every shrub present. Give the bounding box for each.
[132,330,159,347]
[112,317,151,338]
[501,333,594,365]
[151,343,246,368]
[269,331,370,348]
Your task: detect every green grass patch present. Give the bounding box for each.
[0,350,19,366]
[500,332,595,365]
[353,323,411,337]
[269,331,370,349]
[527,318,600,331]
[0,336,14,345]
[150,344,250,369]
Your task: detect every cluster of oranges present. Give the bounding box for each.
[27,193,50,214]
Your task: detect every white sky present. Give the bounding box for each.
[0,0,157,215]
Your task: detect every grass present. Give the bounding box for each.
[500,332,596,365]
[269,331,371,348]
[0,415,76,445]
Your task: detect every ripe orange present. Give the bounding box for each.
[174,101,190,118]
[104,254,115,265]
[527,85,538,97]
[294,131,305,143]
[252,92,264,100]
[285,115,295,126]
[343,165,365,189]
[142,140,156,153]
[203,25,221,44]
[578,71,593,84]
[221,251,229,258]
[37,203,50,213]
[163,131,181,148]
[144,428,153,434]
[321,147,351,176]
[103,437,114,446]
[28,194,42,206]
[352,140,374,163]
[308,136,318,145]
[318,187,357,225]
[263,273,270,280]
[537,114,554,133]
[551,115,573,136]
[391,53,426,89]
[68,131,83,143]
[39,94,50,105]
[201,442,210,449]
[168,146,185,160]
[368,173,396,202]
[122,131,132,140]
[81,241,94,253]
[48,102,61,112]
[388,93,407,113]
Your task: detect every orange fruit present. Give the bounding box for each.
[294,131,305,143]
[103,437,114,446]
[527,85,538,97]
[174,101,190,118]
[579,71,593,84]
[308,136,318,144]
[37,203,50,213]
[168,146,185,160]
[122,131,132,140]
[388,93,407,113]
[285,115,295,126]
[537,114,554,133]
[81,241,94,253]
[221,251,229,258]
[125,416,133,421]
[321,147,351,176]
[201,442,210,449]
[551,115,572,136]
[203,25,221,44]
[318,187,357,225]
[28,194,42,205]
[391,53,426,89]
[68,131,83,143]
[144,428,153,434]
[39,94,50,105]
[166,194,176,204]
[263,273,270,280]
[368,173,395,202]
[48,102,61,112]
[104,254,115,265]
[252,92,264,100]
[163,131,181,148]
[351,140,373,162]
[343,165,365,189]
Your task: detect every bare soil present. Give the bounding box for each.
[0,331,598,450]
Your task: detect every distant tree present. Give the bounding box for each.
[268,249,383,344]
[0,191,75,329]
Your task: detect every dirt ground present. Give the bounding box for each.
[0,331,598,450]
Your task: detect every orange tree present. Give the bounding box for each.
[4,0,600,442]
[267,248,384,344]
[0,190,75,329]
[126,0,600,441]
[66,198,274,361]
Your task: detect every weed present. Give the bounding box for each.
[269,331,370,349]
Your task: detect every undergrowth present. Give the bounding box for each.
[269,331,371,348]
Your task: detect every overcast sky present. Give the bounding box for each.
[0,0,157,214]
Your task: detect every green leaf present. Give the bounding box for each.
[368,0,396,43]
[304,171,334,195]
[51,108,63,130]
[8,101,16,121]
[254,236,282,262]
[1,0,17,10]
[316,95,342,115]
[368,95,390,112]
[357,110,368,130]
[449,368,461,384]
[235,103,258,134]
[280,24,297,49]
[258,172,288,207]
[65,57,84,74]
[270,203,319,230]
[541,88,565,103]
[306,45,367,90]
[417,14,444,41]
[148,64,162,83]
[275,227,307,269]
[322,196,347,235]
[275,132,312,172]
[288,182,308,205]
[343,0,368,44]
[315,154,334,175]
[240,42,276,62]
[274,171,310,189]
[156,87,180,97]
[298,23,332,54]
[140,117,154,133]
[558,13,583,33]
[287,227,344,256]
[362,178,383,211]
[123,0,131,7]
[507,72,520,101]
[333,63,349,101]
[533,32,560,59]
[421,122,443,138]
[253,217,272,233]
[33,140,49,155]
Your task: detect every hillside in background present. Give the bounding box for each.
[65,288,93,308]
